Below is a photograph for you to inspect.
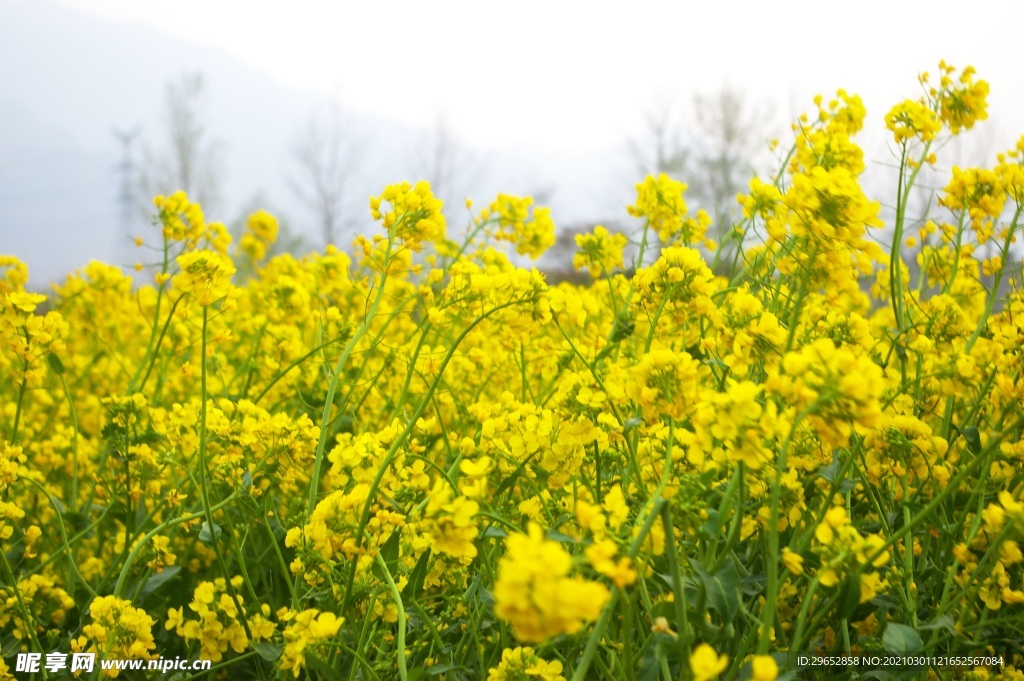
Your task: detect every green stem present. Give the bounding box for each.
[338,295,540,614]
[56,372,81,512]
[113,493,237,596]
[573,436,674,681]
[195,306,264,679]
[759,406,812,653]
[303,236,395,523]
[966,204,1022,351]
[859,418,1017,571]
[22,478,98,600]
[374,553,408,681]
[9,375,27,443]
[0,549,48,678]
[661,504,690,680]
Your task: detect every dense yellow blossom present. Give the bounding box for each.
[482,193,557,259]
[487,647,565,681]
[76,596,157,676]
[885,99,942,143]
[494,523,610,642]
[0,60,1021,681]
[280,609,343,678]
[371,180,446,251]
[573,225,628,277]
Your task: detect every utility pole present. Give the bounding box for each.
[112,126,142,259]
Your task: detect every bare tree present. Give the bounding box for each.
[626,92,690,178]
[622,86,773,272]
[289,105,365,246]
[138,72,223,214]
[410,115,485,215]
[691,84,773,230]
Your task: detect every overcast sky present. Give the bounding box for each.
[5,0,1024,286]
[51,0,1024,154]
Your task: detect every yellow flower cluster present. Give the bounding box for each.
[769,339,884,448]
[370,180,446,251]
[481,194,557,259]
[280,609,343,678]
[75,596,157,676]
[573,225,628,277]
[940,166,1007,241]
[166,577,273,662]
[1,61,1023,680]
[240,208,280,262]
[1,574,75,643]
[812,506,890,602]
[493,523,609,642]
[153,191,232,253]
[487,646,565,681]
[1,287,67,388]
[173,250,236,307]
[925,61,990,134]
[628,173,711,246]
[885,99,942,143]
[680,380,781,470]
[422,479,481,560]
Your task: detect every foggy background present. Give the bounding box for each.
[2,0,1023,288]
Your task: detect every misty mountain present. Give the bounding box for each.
[0,0,622,288]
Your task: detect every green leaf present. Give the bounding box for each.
[265,510,286,539]
[402,549,431,601]
[817,456,854,492]
[862,667,917,681]
[818,457,840,482]
[918,615,955,632]
[894,342,908,362]
[134,497,148,529]
[837,570,861,620]
[494,461,528,497]
[198,522,222,545]
[963,426,981,454]
[703,508,721,535]
[545,529,577,544]
[427,662,464,675]
[252,642,283,662]
[370,528,402,582]
[883,622,922,653]
[465,577,495,611]
[482,526,507,539]
[2,633,20,659]
[381,527,402,572]
[689,558,741,622]
[609,312,634,343]
[637,635,673,681]
[740,573,765,596]
[140,566,181,596]
[637,656,662,681]
[47,353,65,375]
[62,510,88,532]
[304,652,343,681]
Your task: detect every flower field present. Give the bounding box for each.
[3,62,1024,680]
